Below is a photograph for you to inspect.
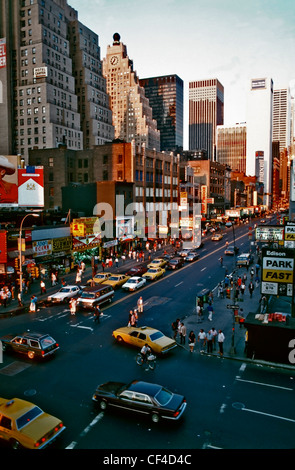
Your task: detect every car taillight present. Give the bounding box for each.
[55,422,63,431]
[41,351,45,356]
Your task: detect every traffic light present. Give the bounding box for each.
[15,258,19,270]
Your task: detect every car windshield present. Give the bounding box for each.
[109,276,119,281]
[128,279,137,283]
[148,269,157,273]
[170,260,178,264]
[95,275,105,279]
[16,406,43,430]
[154,387,173,406]
[59,288,70,292]
[81,292,95,299]
[149,332,164,341]
[40,336,55,348]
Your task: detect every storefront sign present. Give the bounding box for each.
[261,248,294,298]
[0,231,7,264]
[0,38,6,68]
[33,239,52,257]
[52,236,72,254]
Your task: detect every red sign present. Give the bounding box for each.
[0,38,6,68]
[18,166,44,207]
[0,230,7,264]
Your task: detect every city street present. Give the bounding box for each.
[1,221,294,451]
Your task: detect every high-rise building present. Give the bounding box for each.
[103,33,160,151]
[272,88,291,153]
[0,0,113,162]
[139,74,183,152]
[216,124,247,173]
[189,78,224,160]
[246,78,273,207]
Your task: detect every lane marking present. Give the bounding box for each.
[242,407,295,423]
[236,378,293,391]
[175,281,183,287]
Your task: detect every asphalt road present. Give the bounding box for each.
[1,220,295,452]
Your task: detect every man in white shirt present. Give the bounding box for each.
[218,330,225,356]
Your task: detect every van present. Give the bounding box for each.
[76,285,114,310]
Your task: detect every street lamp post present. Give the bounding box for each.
[19,213,39,298]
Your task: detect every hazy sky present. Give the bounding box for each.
[68,0,295,149]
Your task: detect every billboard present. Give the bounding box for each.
[0,157,44,208]
[0,38,6,69]
[261,248,294,297]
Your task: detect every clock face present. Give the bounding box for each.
[110,56,118,65]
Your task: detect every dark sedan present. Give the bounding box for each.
[1,332,59,360]
[185,252,200,262]
[125,265,147,277]
[92,380,187,423]
[167,257,184,270]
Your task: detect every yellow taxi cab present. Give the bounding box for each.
[87,272,112,284]
[102,274,130,289]
[0,397,65,449]
[142,266,165,281]
[147,258,167,269]
[112,326,177,355]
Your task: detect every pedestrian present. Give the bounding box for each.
[108,258,113,268]
[207,303,214,321]
[80,260,86,274]
[218,330,225,356]
[40,279,46,294]
[101,261,105,272]
[188,331,196,352]
[198,329,206,353]
[137,296,143,313]
[241,282,246,296]
[70,298,77,315]
[1,289,7,308]
[211,327,218,350]
[248,281,254,298]
[94,304,101,323]
[51,271,57,286]
[75,268,82,284]
[179,322,186,344]
[171,319,180,339]
[219,256,223,267]
[17,291,23,307]
[130,311,137,327]
[115,257,119,268]
[206,330,213,353]
[29,295,37,313]
[255,274,259,288]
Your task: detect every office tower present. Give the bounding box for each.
[189,78,224,160]
[216,124,247,173]
[103,33,160,151]
[0,0,113,162]
[246,78,273,207]
[272,88,291,153]
[139,74,183,152]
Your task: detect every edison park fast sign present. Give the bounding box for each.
[261,248,294,297]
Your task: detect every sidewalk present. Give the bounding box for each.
[180,263,294,370]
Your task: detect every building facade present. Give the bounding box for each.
[139,74,183,153]
[0,0,114,163]
[216,124,247,173]
[103,33,160,152]
[246,77,273,207]
[189,78,224,160]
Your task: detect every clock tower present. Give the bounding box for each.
[103,34,160,151]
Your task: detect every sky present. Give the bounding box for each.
[68,0,295,149]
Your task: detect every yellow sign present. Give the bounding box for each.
[285,232,295,241]
[52,237,72,253]
[71,222,85,237]
[262,270,293,282]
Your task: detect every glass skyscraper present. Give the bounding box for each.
[139,75,183,152]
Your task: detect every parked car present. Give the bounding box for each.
[76,284,114,310]
[236,253,254,267]
[211,233,223,241]
[147,258,167,269]
[102,274,130,289]
[142,267,165,281]
[167,257,185,269]
[125,265,147,277]
[47,285,81,303]
[87,272,112,285]
[184,252,200,262]
[0,396,65,449]
[112,326,177,354]
[224,245,239,256]
[0,332,59,360]
[92,380,186,423]
[122,276,147,292]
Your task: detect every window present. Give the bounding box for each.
[0,415,12,430]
